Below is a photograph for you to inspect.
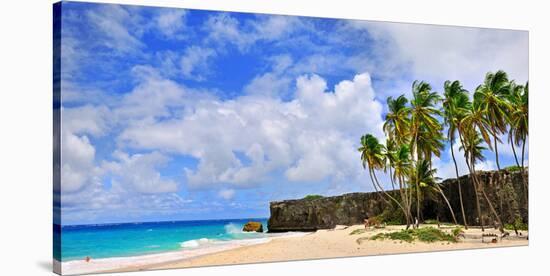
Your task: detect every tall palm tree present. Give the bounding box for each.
[460,100,492,231]
[412,159,459,225]
[409,80,442,225]
[383,139,398,190]
[392,144,413,228]
[474,70,512,170]
[442,80,470,228]
[461,118,505,233]
[507,81,529,205]
[359,134,407,214]
[383,95,411,145]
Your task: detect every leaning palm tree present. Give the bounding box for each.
[459,100,492,231]
[383,138,398,190]
[392,144,414,228]
[460,125,505,233]
[474,70,512,170]
[507,81,529,205]
[506,82,524,167]
[359,134,408,220]
[442,80,470,228]
[409,81,442,224]
[412,159,458,225]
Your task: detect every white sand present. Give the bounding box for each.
[60,224,528,275]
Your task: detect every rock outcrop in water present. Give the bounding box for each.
[243,221,264,232]
[267,169,527,232]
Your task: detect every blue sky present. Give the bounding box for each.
[57,1,528,225]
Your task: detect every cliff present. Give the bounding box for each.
[267,169,528,232]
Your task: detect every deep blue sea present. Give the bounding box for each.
[57,218,269,262]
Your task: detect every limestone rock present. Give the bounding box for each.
[243,221,264,232]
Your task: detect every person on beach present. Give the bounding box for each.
[85,256,91,262]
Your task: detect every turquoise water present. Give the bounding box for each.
[57,218,269,262]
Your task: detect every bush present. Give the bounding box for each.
[424,219,440,224]
[504,218,528,231]
[452,226,464,237]
[415,227,456,243]
[349,229,366,235]
[505,165,522,172]
[303,194,323,200]
[369,227,457,243]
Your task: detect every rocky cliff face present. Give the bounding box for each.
[268,169,528,232]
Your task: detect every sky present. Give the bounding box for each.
[56,1,529,225]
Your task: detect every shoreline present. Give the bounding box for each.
[60,224,527,275]
[59,232,309,275]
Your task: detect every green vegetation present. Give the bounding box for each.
[349,229,366,235]
[369,227,457,243]
[358,70,528,233]
[303,194,323,200]
[504,218,528,231]
[505,165,522,172]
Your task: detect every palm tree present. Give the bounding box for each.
[507,81,529,205]
[460,121,505,233]
[412,159,458,225]
[392,144,414,228]
[359,134,407,215]
[383,139,398,190]
[383,95,411,145]
[474,70,512,170]
[460,100,492,231]
[442,80,470,228]
[409,80,442,225]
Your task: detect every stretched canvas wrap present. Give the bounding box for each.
[53,1,529,275]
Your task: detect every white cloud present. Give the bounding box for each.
[203,13,306,52]
[85,5,145,54]
[351,21,528,91]
[180,46,217,81]
[155,9,186,38]
[61,133,97,193]
[120,72,384,189]
[218,188,236,200]
[60,105,111,193]
[102,151,179,194]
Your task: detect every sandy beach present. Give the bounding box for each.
[61,224,527,275]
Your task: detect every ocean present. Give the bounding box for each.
[57,218,271,262]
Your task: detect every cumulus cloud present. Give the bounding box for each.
[102,151,179,194]
[348,21,528,91]
[120,72,384,189]
[60,105,110,193]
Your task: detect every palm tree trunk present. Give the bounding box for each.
[510,135,520,167]
[437,186,458,225]
[450,135,468,229]
[474,172,505,233]
[459,130,484,231]
[520,138,528,208]
[371,169,411,221]
[491,120,501,171]
[397,176,411,229]
[368,169,389,204]
[389,166,396,190]
[468,157,485,231]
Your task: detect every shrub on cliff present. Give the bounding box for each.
[303,194,323,200]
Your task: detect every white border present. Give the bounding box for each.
[0,0,548,275]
